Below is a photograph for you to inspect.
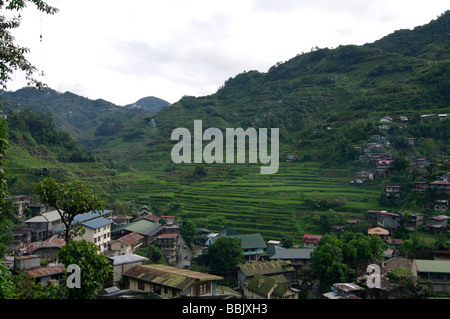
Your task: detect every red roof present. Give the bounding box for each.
[158,233,178,239]
[117,232,144,245]
[26,265,65,278]
[302,234,322,243]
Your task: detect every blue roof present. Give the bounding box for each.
[82,217,113,230]
[72,210,112,224]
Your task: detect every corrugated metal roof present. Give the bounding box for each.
[415,259,450,273]
[123,265,222,291]
[238,260,295,277]
[82,217,113,229]
[25,265,65,278]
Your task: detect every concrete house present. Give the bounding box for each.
[25,210,64,242]
[75,217,113,253]
[412,259,450,293]
[426,215,449,230]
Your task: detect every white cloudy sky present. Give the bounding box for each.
[7,0,449,105]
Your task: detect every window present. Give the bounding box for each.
[154,284,161,295]
[138,280,145,290]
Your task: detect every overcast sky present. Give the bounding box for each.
[8,0,449,106]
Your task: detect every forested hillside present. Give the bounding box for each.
[1,11,449,243]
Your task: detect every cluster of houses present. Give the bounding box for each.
[3,190,450,299]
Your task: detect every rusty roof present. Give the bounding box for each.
[238,260,295,277]
[117,232,144,245]
[123,265,223,291]
[25,265,65,278]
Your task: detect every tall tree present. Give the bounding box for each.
[0,0,58,89]
[57,240,113,299]
[34,177,104,243]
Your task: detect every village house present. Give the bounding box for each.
[122,264,223,299]
[377,160,394,176]
[111,215,133,230]
[426,215,449,231]
[24,236,65,261]
[384,185,402,200]
[357,171,374,180]
[243,274,299,299]
[156,233,179,265]
[267,246,314,271]
[25,265,65,286]
[10,226,32,251]
[237,260,297,291]
[322,283,363,299]
[376,210,402,230]
[302,234,322,249]
[206,233,268,262]
[111,231,144,256]
[429,180,450,194]
[108,253,149,286]
[404,213,424,231]
[413,181,429,194]
[368,226,389,241]
[74,217,113,254]
[111,218,164,246]
[12,255,65,286]
[424,200,449,212]
[24,210,64,242]
[412,259,450,293]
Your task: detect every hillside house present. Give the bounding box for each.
[322,283,363,299]
[357,171,374,180]
[206,233,268,262]
[368,226,389,241]
[111,232,144,256]
[108,254,149,286]
[377,160,394,176]
[267,246,314,271]
[412,259,450,293]
[302,234,322,249]
[243,274,299,300]
[424,200,449,212]
[123,264,223,299]
[376,210,401,230]
[25,210,64,242]
[111,215,133,230]
[25,265,65,286]
[156,233,179,265]
[112,219,164,246]
[384,185,402,200]
[24,236,65,261]
[413,181,429,194]
[10,226,32,251]
[426,215,449,230]
[74,217,113,254]
[429,181,450,194]
[405,213,424,231]
[237,260,297,291]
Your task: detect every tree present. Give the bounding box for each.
[180,219,196,246]
[0,0,58,89]
[207,237,245,278]
[34,177,104,243]
[57,240,113,299]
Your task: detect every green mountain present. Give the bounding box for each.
[123,96,170,113]
[2,11,449,242]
